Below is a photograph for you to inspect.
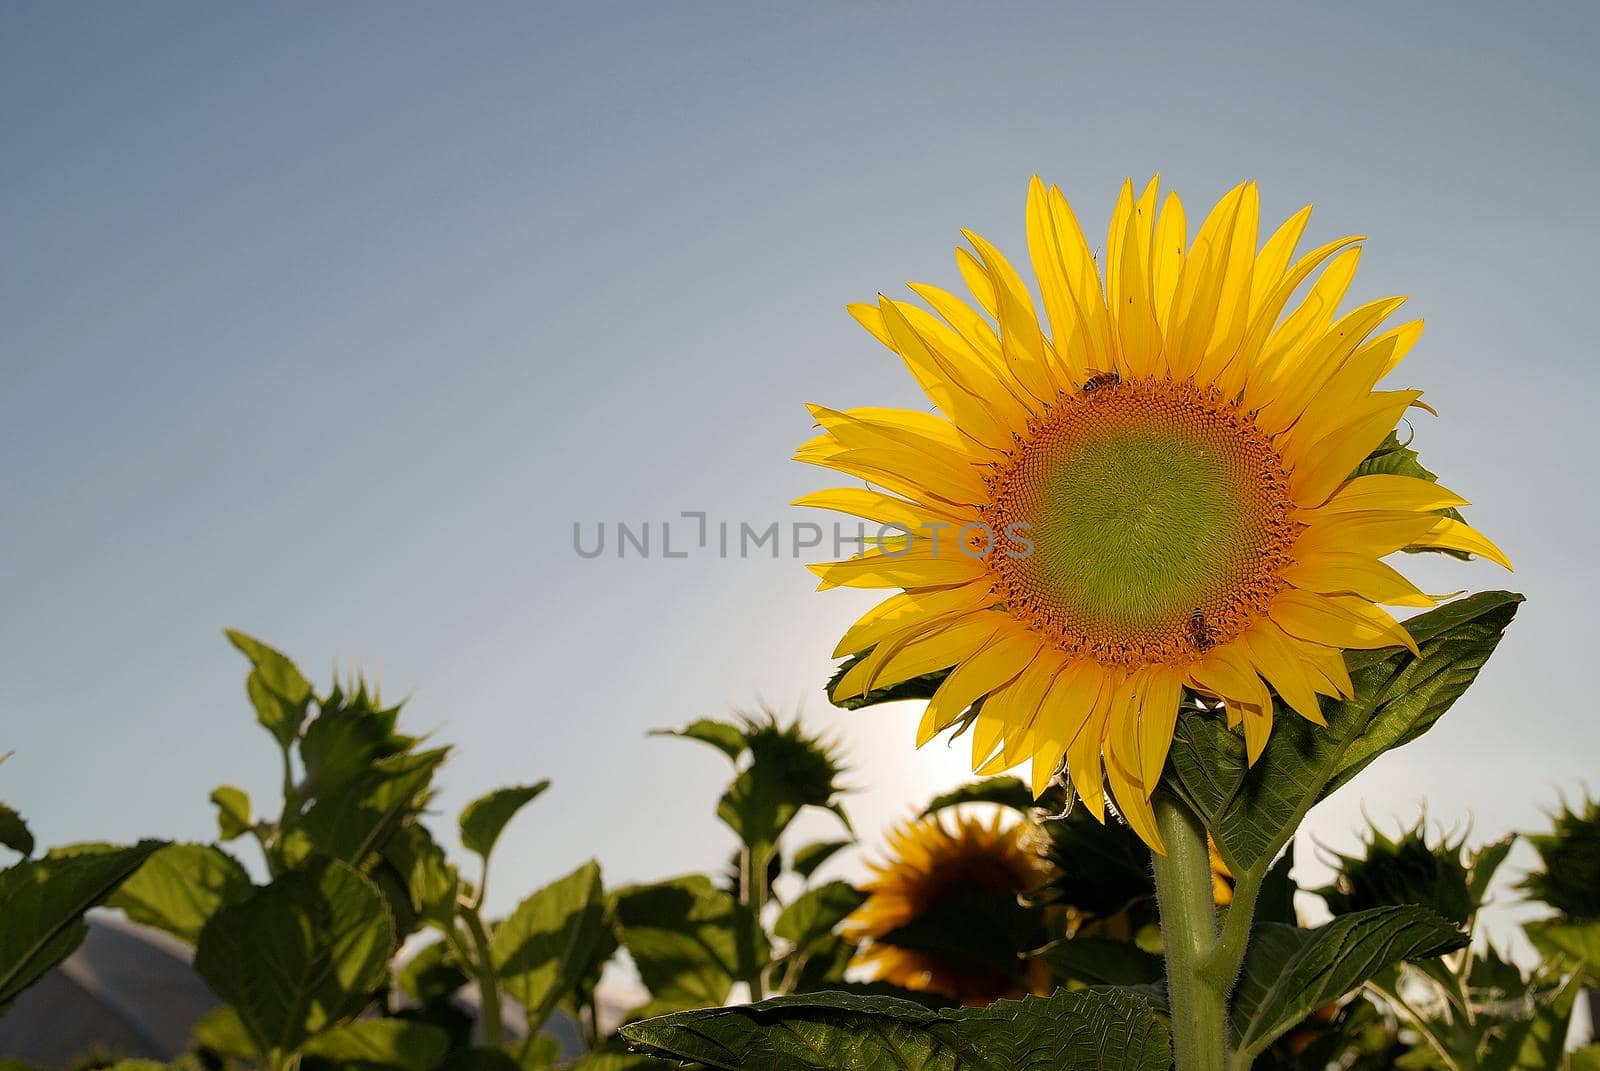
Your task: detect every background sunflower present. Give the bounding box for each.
[844,812,1049,1005]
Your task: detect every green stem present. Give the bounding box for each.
[1152,794,1227,1071]
[741,845,770,1001]
[1202,864,1259,991]
[458,911,505,1047]
[1369,980,1466,1071]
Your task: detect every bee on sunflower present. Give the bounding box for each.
[798,177,1509,852]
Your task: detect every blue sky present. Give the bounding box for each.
[2,2,1596,949]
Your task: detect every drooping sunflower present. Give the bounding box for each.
[844,812,1050,1005]
[799,177,1509,852]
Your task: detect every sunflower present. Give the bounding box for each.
[798,177,1509,852]
[844,812,1050,1005]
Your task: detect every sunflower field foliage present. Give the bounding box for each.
[0,178,1590,1071]
[0,612,1595,1070]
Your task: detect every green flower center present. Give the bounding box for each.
[982,378,1296,665]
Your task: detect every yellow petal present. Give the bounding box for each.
[877,298,1013,450]
[1296,638,1355,699]
[832,613,1005,701]
[1411,517,1513,570]
[1193,183,1260,386]
[1136,666,1185,791]
[833,582,997,659]
[1190,643,1271,716]
[975,647,1067,768]
[808,545,989,590]
[1281,551,1438,608]
[1106,176,1163,377]
[1059,667,1120,818]
[1288,391,1423,508]
[806,407,990,500]
[1026,178,1112,381]
[1247,205,1313,319]
[1294,510,1444,559]
[1297,475,1468,518]
[917,629,1043,746]
[1028,660,1109,800]
[884,298,1035,437]
[1373,319,1425,377]
[1240,702,1273,765]
[1269,590,1419,655]
[1106,669,1146,794]
[1242,244,1363,410]
[1150,191,1187,337]
[1237,620,1327,725]
[963,230,1058,403]
[1257,297,1408,438]
[1167,182,1253,380]
[1106,757,1166,854]
[969,710,1007,772]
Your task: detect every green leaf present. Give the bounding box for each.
[509,1030,562,1070]
[438,1050,524,1071]
[1480,970,1586,1071]
[1570,1046,1600,1071]
[397,937,467,1004]
[489,859,608,1034]
[226,629,313,748]
[285,748,449,868]
[1171,592,1521,874]
[827,656,947,710]
[1466,834,1517,912]
[1230,906,1468,1061]
[717,770,798,858]
[210,785,252,842]
[192,1006,256,1059]
[790,839,852,879]
[193,855,396,1056]
[379,822,459,929]
[0,803,32,857]
[300,1019,450,1069]
[1037,936,1163,986]
[459,781,549,861]
[612,874,763,1013]
[774,881,866,957]
[0,840,165,1011]
[106,842,253,944]
[1327,592,1525,795]
[622,986,1172,1070]
[567,1049,679,1071]
[921,777,1035,816]
[651,718,748,761]
[1524,917,1600,977]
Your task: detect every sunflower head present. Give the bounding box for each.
[843,812,1050,1005]
[799,176,1510,852]
[1316,817,1473,927]
[1518,795,1600,920]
